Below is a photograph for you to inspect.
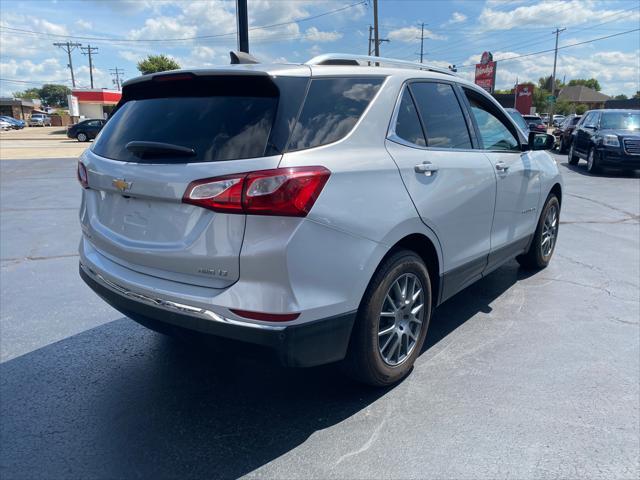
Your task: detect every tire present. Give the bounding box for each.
[558,137,567,154]
[568,142,579,165]
[343,249,432,387]
[77,132,88,142]
[586,147,601,174]
[517,194,560,270]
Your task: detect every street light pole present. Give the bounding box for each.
[236,0,249,53]
[373,0,380,56]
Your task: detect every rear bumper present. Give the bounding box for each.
[80,262,356,367]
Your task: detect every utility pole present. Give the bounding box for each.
[236,0,249,53]
[81,45,98,89]
[368,25,373,55]
[53,41,82,88]
[419,23,425,63]
[109,68,124,91]
[549,27,565,120]
[373,0,380,56]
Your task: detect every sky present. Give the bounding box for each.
[1,0,639,98]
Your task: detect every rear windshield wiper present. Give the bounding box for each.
[125,141,196,159]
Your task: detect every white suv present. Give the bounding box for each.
[78,54,562,385]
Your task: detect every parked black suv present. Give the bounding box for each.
[67,119,106,142]
[553,115,581,153]
[568,109,640,174]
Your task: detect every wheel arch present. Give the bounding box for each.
[373,233,442,308]
[549,182,562,205]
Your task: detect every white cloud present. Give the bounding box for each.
[75,19,93,30]
[444,12,467,25]
[454,49,640,96]
[478,0,639,31]
[308,44,323,57]
[387,26,446,43]
[304,27,342,42]
[118,50,142,63]
[128,16,197,40]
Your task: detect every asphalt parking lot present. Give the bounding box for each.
[1,152,638,479]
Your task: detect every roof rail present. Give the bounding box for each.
[306,53,456,76]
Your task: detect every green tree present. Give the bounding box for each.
[12,84,70,106]
[567,78,601,91]
[12,87,41,99]
[533,87,550,112]
[39,84,71,107]
[613,94,628,100]
[633,91,640,99]
[137,54,181,75]
[575,104,588,115]
[538,75,563,93]
[555,99,573,115]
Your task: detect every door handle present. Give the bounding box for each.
[414,162,438,176]
[495,161,509,172]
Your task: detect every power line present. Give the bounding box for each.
[109,68,124,91]
[455,28,640,69]
[0,78,70,85]
[53,41,82,88]
[80,45,98,89]
[0,1,367,44]
[419,23,425,63]
[549,27,566,120]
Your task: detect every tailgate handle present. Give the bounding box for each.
[414,162,438,176]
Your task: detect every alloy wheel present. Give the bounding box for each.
[541,204,559,258]
[587,149,594,171]
[377,273,424,366]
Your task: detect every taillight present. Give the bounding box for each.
[183,166,330,217]
[77,161,89,188]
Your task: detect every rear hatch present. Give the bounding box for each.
[81,69,310,288]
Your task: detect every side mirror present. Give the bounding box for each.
[527,132,555,151]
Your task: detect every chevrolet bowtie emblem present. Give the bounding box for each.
[112,178,132,192]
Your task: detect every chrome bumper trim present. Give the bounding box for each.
[80,262,286,331]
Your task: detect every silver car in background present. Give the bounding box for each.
[28,113,51,127]
[78,54,562,386]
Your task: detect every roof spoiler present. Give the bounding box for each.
[230,51,260,65]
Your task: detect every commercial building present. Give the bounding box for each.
[70,89,122,119]
[557,85,610,110]
[0,98,36,120]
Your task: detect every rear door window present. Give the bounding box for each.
[287,77,383,151]
[410,82,472,149]
[393,87,426,147]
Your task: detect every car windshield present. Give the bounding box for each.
[600,112,640,130]
[525,117,542,125]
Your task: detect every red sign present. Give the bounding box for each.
[514,83,534,115]
[475,51,497,93]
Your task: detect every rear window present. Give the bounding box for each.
[287,77,383,151]
[92,75,307,163]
